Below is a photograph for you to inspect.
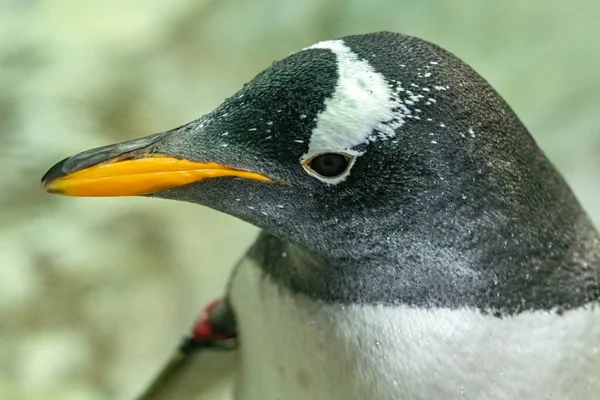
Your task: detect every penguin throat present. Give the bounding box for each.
[250,207,600,314]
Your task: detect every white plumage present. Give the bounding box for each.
[231,257,600,400]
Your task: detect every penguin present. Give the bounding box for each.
[41,32,600,400]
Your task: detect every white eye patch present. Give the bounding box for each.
[299,39,407,185]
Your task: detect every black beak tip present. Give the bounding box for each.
[40,133,166,188]
[41,157,69,186]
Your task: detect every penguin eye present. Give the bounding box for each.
[305,153,352,178]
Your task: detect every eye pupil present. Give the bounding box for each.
[308,153,350,178]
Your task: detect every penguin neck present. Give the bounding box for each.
[255,190,600,314]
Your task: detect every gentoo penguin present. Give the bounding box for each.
[42,32,600,400]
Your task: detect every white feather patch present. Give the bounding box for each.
[300,40,409,184]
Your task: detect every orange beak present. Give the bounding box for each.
[42,155,272,197]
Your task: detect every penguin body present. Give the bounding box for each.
[42,32,600,399]
[231,236,600,400]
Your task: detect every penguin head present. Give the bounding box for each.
[40,32,567,256]
[42,32,596,310]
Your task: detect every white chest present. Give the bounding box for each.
[229,258,600,400]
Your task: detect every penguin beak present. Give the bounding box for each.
[41,132,272,197]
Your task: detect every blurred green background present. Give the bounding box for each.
[0,0,598,399]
